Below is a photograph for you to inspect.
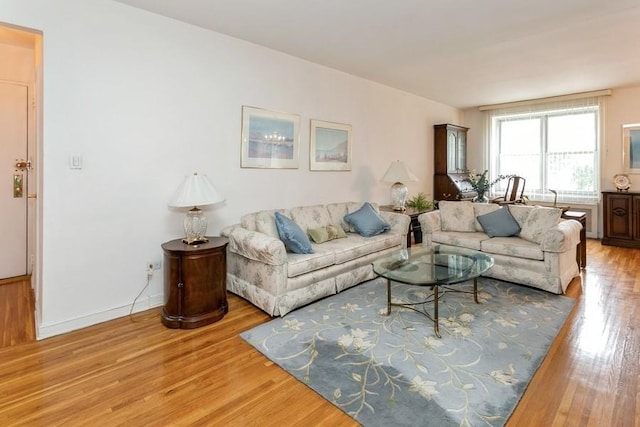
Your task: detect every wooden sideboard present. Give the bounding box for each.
[601,191,640,248]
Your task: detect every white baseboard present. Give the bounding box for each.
[36,294,164,340]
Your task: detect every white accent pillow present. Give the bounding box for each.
[439,201,476,232]
[519,206,562,244]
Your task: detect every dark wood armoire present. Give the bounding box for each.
[433,124,476,201]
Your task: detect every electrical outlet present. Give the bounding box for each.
[147,261,161,270]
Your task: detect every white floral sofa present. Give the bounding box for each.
[418,201,581,294]
[220,202,410,316]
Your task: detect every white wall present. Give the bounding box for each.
[463,85,640,238]
[601,86,640,191]
[0,0,461,338]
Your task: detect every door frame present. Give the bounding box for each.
[0,22,43,337]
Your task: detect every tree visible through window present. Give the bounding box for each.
[489,99,600,204]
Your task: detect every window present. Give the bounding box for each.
[488,97,600,204]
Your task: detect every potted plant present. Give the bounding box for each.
[406,192,434,211]
[462,170,513,203]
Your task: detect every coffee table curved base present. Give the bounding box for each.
[384,278,480,338]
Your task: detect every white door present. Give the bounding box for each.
[0,81,29,279]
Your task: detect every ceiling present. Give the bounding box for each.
[113,0,640,109]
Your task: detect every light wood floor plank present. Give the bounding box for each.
[0,276,35,347]
[0,240,638,426]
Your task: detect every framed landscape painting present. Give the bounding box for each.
[309,119,352,171]
[241,106,300,169]
[622,123,640,174]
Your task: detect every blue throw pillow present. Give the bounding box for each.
[274,212,314,254]
[477,206,521,238]
[344,202,390,237]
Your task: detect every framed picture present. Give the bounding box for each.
[309,119,352,171]
[241,106,300,169]
[622,123,640,174]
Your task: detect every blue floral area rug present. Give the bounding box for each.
[241,278,575,426]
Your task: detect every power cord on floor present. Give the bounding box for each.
[129,270,152,322]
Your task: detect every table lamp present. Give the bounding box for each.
[169,173,224,244]
[381,160,418,211]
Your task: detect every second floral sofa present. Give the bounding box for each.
[418,201,581,294]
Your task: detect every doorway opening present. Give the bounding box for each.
[0,22,42,346]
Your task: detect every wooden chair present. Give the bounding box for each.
[493,175,526,205]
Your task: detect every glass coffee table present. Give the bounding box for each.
[372,245,494,338]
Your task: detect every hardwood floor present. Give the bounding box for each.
[0,276,35,348]
[0,240,638,426]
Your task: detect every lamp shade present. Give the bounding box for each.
[169,173,224,208]
[381,160,418,183]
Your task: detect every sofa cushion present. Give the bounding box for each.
[431,230,489,251]
[275,212,314,254]
[473,203,501,231]
[326,202,351,232]
[519,206,562,244]
[506,204,535,228]
[344,202,390,237]
[326,202,382,233]
[290,205,332,232]
[439,201,476,232]
[307,224,347,243]
[255,209,290,238]
[286,249,336,277]
[477,207,521,237]
[323,233,400,264]
[481,236,544,261]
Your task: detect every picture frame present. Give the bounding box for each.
[241,106,300,169]
[309,119,352,171]
[622,123,640,174]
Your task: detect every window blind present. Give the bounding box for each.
[487,96,602,204]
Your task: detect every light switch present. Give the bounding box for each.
[69,154,83,169]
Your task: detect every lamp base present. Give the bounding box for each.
[183,207,209,245]
[390,181,408,212]
[182,236,209,245]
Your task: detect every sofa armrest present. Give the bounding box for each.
[417,211,441,246]
[418,211,441,234]
[540,219,582,252]
[380,210,411,237]
[221,225,287,265]
[220,223,242,238]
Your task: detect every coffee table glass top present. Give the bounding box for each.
[372,245,494,286]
